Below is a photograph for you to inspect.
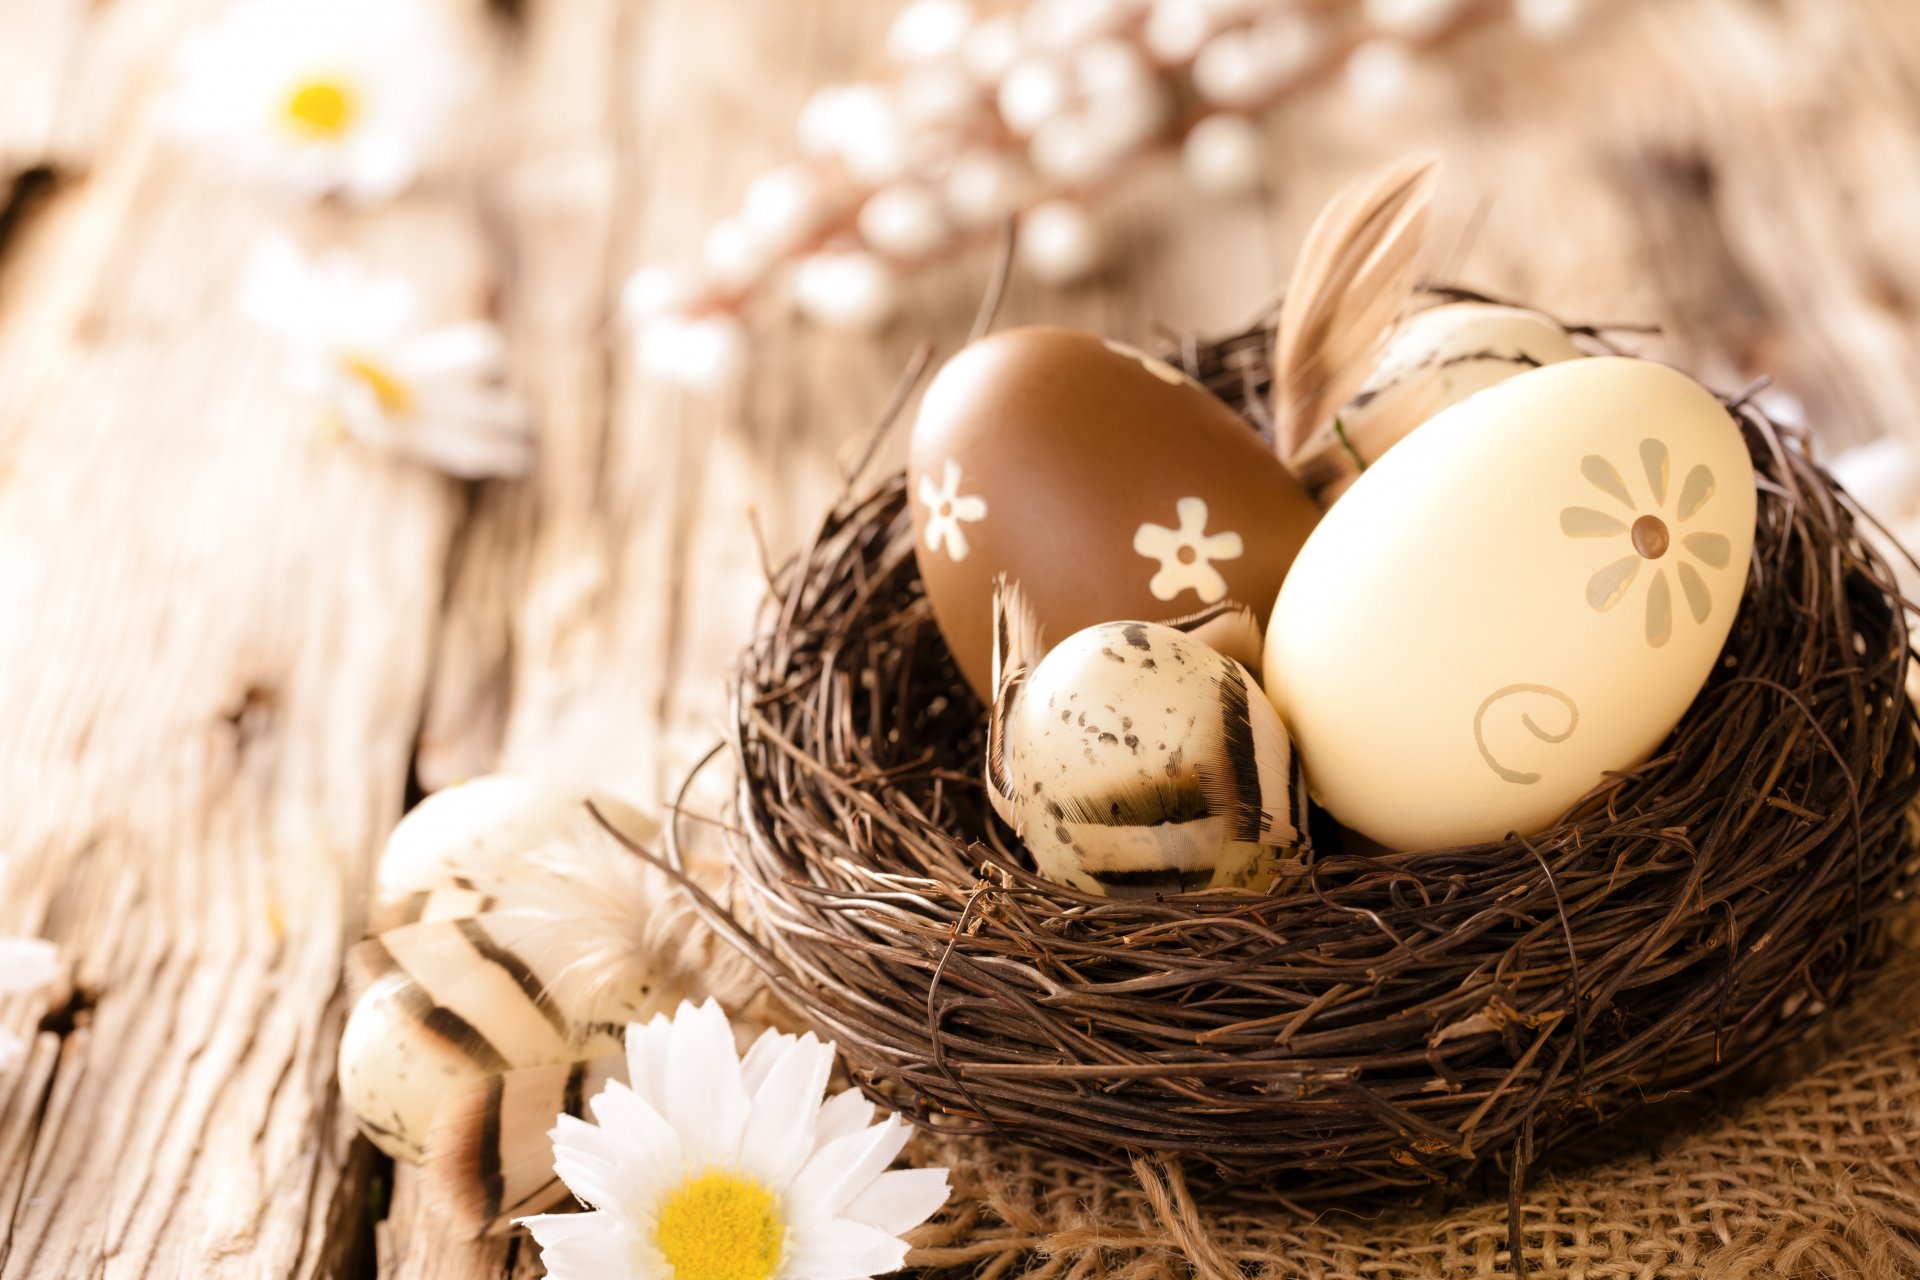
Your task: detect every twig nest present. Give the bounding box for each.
[1182,113,1266,195]
[636,313,749,389]
[1363,0,1464,40]
[1830,437,1920,616]
[945,149,1030,228]
[718,312,1920,1185]
[1017,198,1103,283]
[794,249,900,331]
[887,0,976,65]
[741,164,831,253]
[859,182,953,259]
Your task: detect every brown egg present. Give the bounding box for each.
[909,326,1321,697]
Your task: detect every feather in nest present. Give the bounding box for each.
[1272,153,1441,476]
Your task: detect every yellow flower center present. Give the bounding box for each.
[341,356,413,415]
[652,1170,786,1280]
[284,79,356,137]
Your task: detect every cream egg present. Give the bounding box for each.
[1264,357,1756,851]
[1291,302,1586,503]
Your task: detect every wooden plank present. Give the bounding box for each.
[0,3,500,1276]
[1,1,1919,1278]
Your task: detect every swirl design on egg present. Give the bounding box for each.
[1474,683,1580,786]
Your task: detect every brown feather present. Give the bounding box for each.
[1272,153,1441,466]
[422,1054,624,1236]
[1155,600,1265,678]
[986,578,1044,823]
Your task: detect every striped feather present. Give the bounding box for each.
[1273,153,1440,470]
[423,1054,624,1236]
[986,578,1045,825]
[340,780,768,1164]
[1154,601,1265,679]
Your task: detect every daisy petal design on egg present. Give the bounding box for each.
[918,459,988,561]
[1560,437,1731,649]
[1134,497,1244,603]
[241,236,535,480]
[520,998,949,1280]
[161,0,473,204]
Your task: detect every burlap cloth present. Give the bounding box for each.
[893,923,1920,1279]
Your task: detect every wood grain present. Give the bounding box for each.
[2,1,1919,1277]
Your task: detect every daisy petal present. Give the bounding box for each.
[522,1209,637,1280]
[625,1012,676,1113]
[839,1166,951,1236]
[0,1027,23,1072]
[812,1088,878,1151]
[784,1216,914,1280]
[583,1080,682,1180]
[739,1026,797,1094]
[663,999,749,1165]
[789,1114,913,1222]
[548,1112,641,1212]
[737,1032,835,1188]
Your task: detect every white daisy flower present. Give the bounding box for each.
[163,0,472,204]
[523,999,949,1280]
[241,236,535,480]
[0,855,61,1071]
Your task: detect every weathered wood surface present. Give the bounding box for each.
[3,1,1920,1276]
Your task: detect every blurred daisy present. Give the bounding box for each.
[0,855,61,1071]
[523,999,948,1280]
[242,236,535,479]
[163,0,472,203]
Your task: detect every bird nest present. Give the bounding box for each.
[698,317,1920,1204]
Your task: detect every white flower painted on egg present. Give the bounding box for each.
[1134,496,1244,603]
[1560,437,1734,648]
[918,458,988,561]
